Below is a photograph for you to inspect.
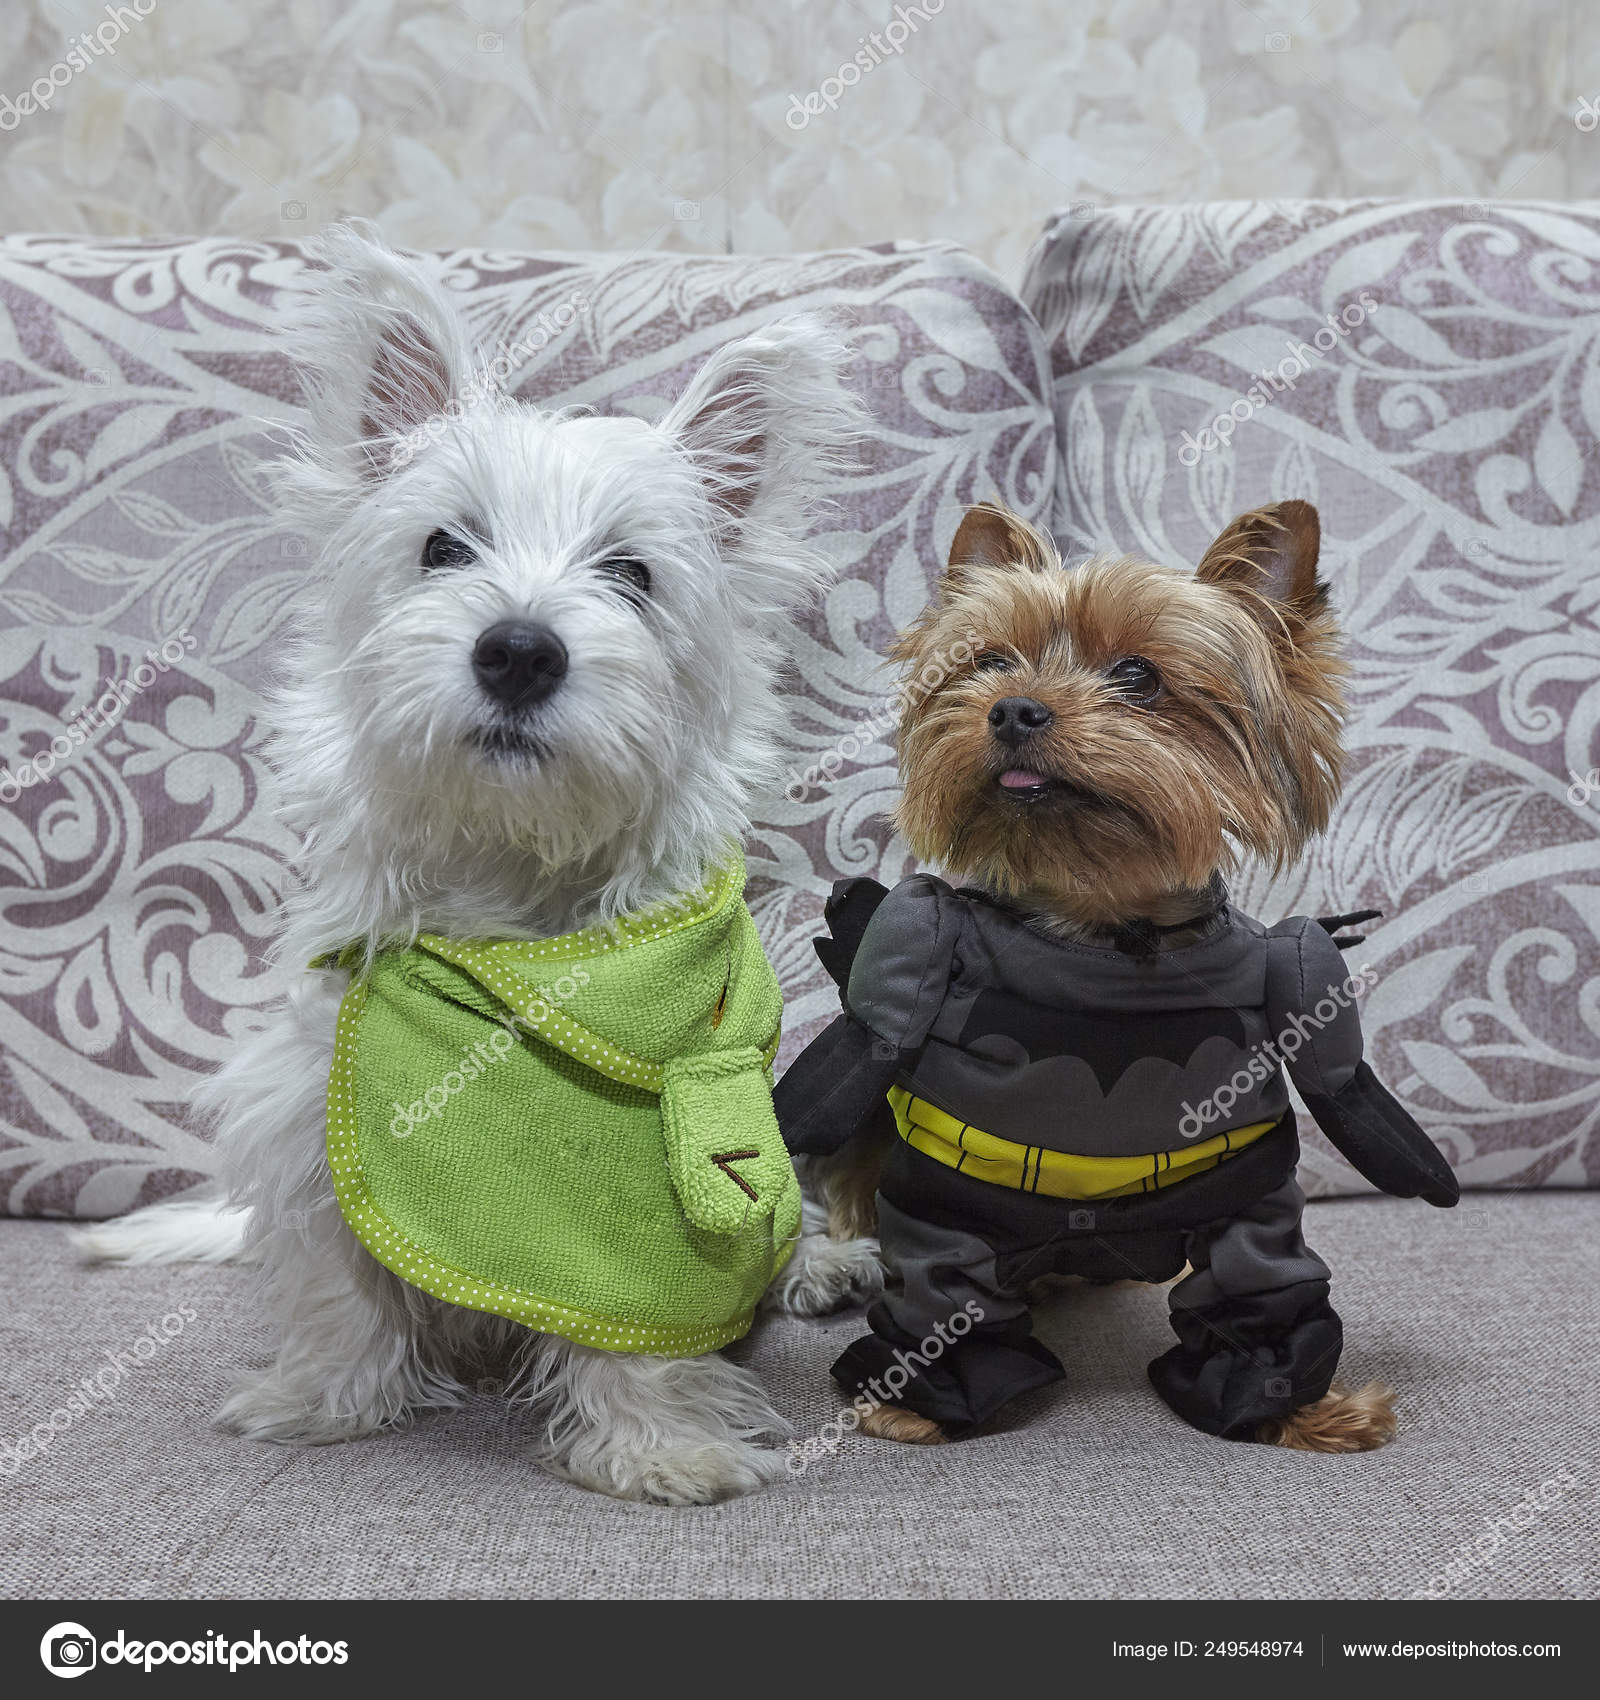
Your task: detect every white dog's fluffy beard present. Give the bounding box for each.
[273,568,783,953]
[79,226,882,1504]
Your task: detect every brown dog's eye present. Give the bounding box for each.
[974,651,1012,672]
[1108,655,1161,703]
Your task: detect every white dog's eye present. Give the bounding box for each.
[598,557,651,606]
[423,529,477,574]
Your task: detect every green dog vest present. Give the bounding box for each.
[325,855,800,1357]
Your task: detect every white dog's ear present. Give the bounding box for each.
[286,223,476,489]
[661,317,864,605]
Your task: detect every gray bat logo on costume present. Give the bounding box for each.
[961,987,1252,1097]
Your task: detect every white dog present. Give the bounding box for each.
[82,228,879,1504]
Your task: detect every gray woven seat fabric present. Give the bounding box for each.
[3,1194,1593,1601]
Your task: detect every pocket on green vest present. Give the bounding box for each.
[660,1048,792,1237]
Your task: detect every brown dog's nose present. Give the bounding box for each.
[988,696,1053,746]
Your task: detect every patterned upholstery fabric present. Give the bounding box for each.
[6,205,1596,1214]
[1023,200,1600,1194]
[0,234,1053,1216]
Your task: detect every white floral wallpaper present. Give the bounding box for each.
[0,0,1594,278]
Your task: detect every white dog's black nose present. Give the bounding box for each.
[472,621,568,708]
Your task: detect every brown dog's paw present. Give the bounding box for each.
[859,1402,947,1445]
[817,1119,895,1241]
[1258,1381,1397,1453]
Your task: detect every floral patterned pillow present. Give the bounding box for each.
[0,235,1054,1216]
[1023,200,1600,1194]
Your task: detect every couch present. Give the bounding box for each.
[1,203,1595,1599]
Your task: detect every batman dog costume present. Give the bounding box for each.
[778,498,1463,1447]
[777,874,1458,1442]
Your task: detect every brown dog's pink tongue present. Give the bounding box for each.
[999,770,1047,789]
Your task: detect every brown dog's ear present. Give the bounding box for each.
[1195,500,1327,625]
[1198,500,1345,856]
[943,503,1057,590]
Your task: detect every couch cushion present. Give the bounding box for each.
[0,235,1054,1216]
[2,1195,1594,1599]
[1022,200,1600,1194]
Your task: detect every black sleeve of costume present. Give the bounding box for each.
[1300,1062,1459,1206]
[812,877,889,994]
[1264,917,1459,1208]
[774,875,957,1157]
[1315,907,1383,951]
[772,1013,900,1155]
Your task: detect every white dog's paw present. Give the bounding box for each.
[763,1231,883,1318]
[215,1368,399,1447]
[557,1438,788,1505]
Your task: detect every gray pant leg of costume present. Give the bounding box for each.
[830,1196,1064,1432]
[1148,1174,1343,1438]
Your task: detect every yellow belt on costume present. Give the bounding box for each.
[887,1087,1277,1201]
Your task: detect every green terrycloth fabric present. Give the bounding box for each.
[325,854,800,1357]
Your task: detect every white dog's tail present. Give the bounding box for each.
[76,1196,252,1265]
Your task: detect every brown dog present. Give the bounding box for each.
[792,500,1457,1452]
